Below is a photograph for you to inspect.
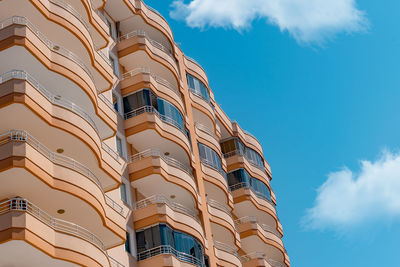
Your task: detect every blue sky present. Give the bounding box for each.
[148,0,400,266]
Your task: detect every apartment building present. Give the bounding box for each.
[0,0,289,266]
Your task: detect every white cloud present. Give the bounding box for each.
[169,0,368,43]
[304,151,400,230]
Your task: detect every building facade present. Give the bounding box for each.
[0,0,289,266]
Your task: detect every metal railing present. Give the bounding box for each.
[223,149,242,159]
[98,92,117,113]
[200,158,228,183]
[241,252,287,267]
[122,67,180,96]
[195,123,218,141]
[108,255,125,267]
[102,142,121,161]
[0,130,124,216]
[229,182,275,206]
[119,29,173,57]
[129,148,193,177]
[137,245,204,267]
[207,198,231,217]
[133,195,199,222]
[235,216,282,238]
[123,105,186,134]
[0,70,99,133]
[0,198,104,249]
[213,240,240,258]
[0,16,95,83]
[48,0,112,66]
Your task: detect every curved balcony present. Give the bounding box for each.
[137,245,203,267]
[108,0,175,48]
[0,198,124,266]
[224,150,270,186]
[213,241,242,267]
[0,198,125,266]
[128,149,199,207]
[195,123,222,157]
[124,105,192,164]
[242,252,288,267]
[0,16,98,102]
[0,71,122,185]
[207,199,240,248]
[201,157,230,193]
[0,14,112,92]
[121,68,184,115]
[229,182,281,236]
[235,216,285,265]
[184,56,209,86]
[0,130,125,246]
[23,0,112,68]
[133,195,206,247]
[118,30,180,83]
[190,91,215,125]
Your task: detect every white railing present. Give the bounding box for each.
[0,198,126,267]
[0,16,95,83]
[229,182,275,206]
[123,105,187,134]
[235,216,282,238]
[213,240,240,258]
[195,123,218,141]
[241,252,287,267]
[108,255,125,267]
[137,245,204,267]
[0,70,99,133]
[129,148,193,177]
[207,198,231,217]
[102,142,121,161]
[200,158,228,183]
[0,130,124,216]
[119,29,173,57]
[48,0,112,66]
[122,67,180,96]
[133,195,199,222]
[98,93,117,112]
[0,198,104,249]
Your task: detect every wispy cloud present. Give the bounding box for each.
[304,150,400,230]
[169,0,368,44]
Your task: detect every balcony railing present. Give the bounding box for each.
[0,16,96,85]
[235,216,282,238]
[0,198,104,248]
[200,158,228,185]
[124,105,186,134]
[213,240,240,259]
[121,67,180,98]
[119,29,174,58]
[129,148,193,177]
[137,245,204,267]
[229,182,275,207]
[207,198,231,217]
[0,198,125,267]
[133,195,199,222]
[195,123,218,141]
[0,70,99,133]
[241,252,287,267]
[0,130,124,216]
[224,148,266,173]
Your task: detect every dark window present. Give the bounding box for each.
[125,232,131,253]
